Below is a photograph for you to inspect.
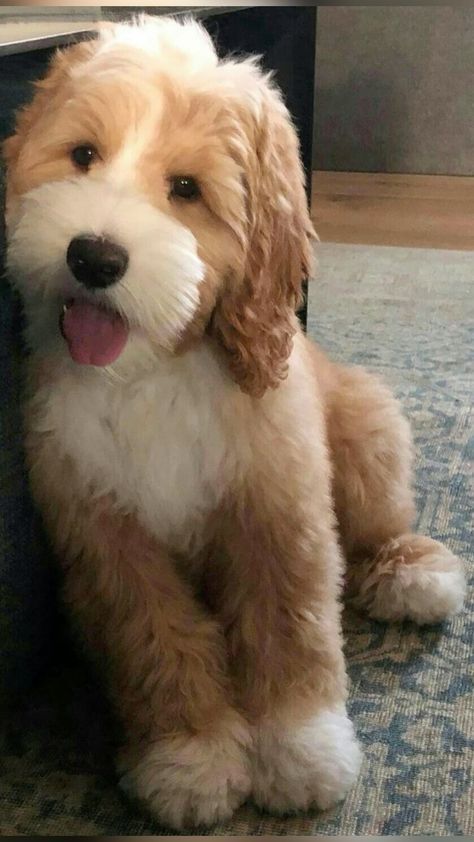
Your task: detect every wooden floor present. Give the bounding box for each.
[311,171,474,251]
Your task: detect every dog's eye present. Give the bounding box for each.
[71,144,98,171]
[169,176,200,201]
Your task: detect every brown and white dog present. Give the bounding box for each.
[3,15,466,830]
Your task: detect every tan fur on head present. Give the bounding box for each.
[3,42,94,196]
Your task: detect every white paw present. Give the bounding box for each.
[369,545,466,625]
[119,720,251,829]
[251,708,362,814]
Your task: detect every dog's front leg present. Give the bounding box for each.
[217,462,362,815]
[30,469,250,829]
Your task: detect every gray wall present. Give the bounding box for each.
[314,6,474,175]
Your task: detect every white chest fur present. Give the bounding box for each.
[36,346,247,554]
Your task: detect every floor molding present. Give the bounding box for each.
[311,171,474,250]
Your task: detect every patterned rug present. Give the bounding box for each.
[1,243,472,835]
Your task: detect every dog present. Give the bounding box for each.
[3,15,466,830]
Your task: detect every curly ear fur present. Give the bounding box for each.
[211,75,315,398]
[2,41,94,211]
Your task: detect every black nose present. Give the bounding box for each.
[66,235,128,289]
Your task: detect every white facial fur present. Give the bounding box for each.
[7,175,204,364]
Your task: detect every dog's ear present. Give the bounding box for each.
[2,41,95,206]
[2,53,64,218]
[210,73,315,398]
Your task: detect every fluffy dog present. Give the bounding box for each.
[4,15,466,830]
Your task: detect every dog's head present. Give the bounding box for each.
[4,16,314,395]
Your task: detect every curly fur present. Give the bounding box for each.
[210,81,315,397]
[3,14,466,831]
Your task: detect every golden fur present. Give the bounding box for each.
[3,15,465,830]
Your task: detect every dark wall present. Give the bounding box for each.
[314,6,474,175]
[0,49,54,143]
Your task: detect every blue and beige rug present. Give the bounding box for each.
[1,242,472,835]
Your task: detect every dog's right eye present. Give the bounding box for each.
[71,145,98,171]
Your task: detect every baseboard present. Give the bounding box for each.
[311,171,474,250]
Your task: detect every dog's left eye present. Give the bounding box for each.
[169,176,201,201]
[71,144,98,171]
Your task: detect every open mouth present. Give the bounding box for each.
[59,298,129,367]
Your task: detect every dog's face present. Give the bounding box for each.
[4,16,314,395]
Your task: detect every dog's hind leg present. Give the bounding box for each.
[327,364,466,625]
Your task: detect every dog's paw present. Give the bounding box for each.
[354,534,467,625]
[119,718,251,830]
[251,707,362,814]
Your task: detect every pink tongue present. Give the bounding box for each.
[61,300,129,366]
